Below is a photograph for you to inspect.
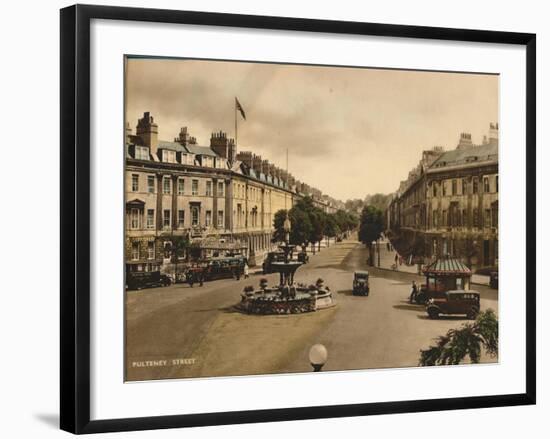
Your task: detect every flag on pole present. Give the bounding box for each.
[235,97,246,120]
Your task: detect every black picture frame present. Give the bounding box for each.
[60,4,536,434]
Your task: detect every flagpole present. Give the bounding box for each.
[234,98,238,147]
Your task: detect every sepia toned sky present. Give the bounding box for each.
[125,58,498,201]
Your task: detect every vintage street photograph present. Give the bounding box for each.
[124,57,499,381]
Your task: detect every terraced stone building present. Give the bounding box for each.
[125,112,341,274]
[386,124,499,270]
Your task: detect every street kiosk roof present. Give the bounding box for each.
[422,257,472,276]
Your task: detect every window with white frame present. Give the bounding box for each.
[483,176,490,193]
[217,210,224,227]
[163,209,171,228]
[205,210,212,227]
[131,242,139,260]
[192,179,199,196]
[131,174,139,192]
[177,178,185,195]
[130,208,140,229]
[146,209,154,229]
[147,241,155,260]
[181,153,187,164]
[135,146,149,160]
[178,210,185,228]
[163,150,176,163]
[218,181,224,197]
[147,175,155,193]
[163,177,171,194]
[206,181,212,196]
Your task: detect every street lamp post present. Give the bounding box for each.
[309,343,328,372]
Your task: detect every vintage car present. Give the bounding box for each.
[426,290,480,319]
[352,271,370,296]
[262,251,286,274]
[126,271,172,290]
[203,256,246,281]
[489,271,499,289]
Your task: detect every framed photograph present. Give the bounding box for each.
[60,4,536,434]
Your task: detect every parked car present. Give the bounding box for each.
[262,251,286,274]
[126,271,172,290]
[352,271,370,296]
[426,290,480,319]
[489,271,498,289]
[203,256,246,281]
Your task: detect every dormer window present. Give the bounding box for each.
[135,146,149,160]
[163,150,176,163]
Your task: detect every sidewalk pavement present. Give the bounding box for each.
[374,239,489,287]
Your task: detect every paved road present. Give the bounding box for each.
[125,238,498,381]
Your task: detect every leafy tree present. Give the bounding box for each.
[344,199,365,214]
[272,209,288,243]
[324,214,340,245]
[365,193,392,212]
[169,235,190,274]
[309,209,326,253]
[333,209,358,236]
[359,205,384,265]
[289,208,312,248]
[187,241,202,261]
[419,310,498,366]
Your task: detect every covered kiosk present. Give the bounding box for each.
[416,256,472,304]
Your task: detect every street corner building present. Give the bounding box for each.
[386,123,499,271]
[124,112,342,275]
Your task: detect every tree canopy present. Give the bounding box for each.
[358,205,384,247]
[272,197,358,248]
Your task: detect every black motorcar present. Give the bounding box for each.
[262,251,285,274]
[352,271,370,296]
[126,271,172,290]
[426,290,480,319]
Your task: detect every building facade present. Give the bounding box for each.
[125,112,340,273]
[386,124,499,270]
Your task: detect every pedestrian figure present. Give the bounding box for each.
[409,281,418,304]
[199,269,204,287]
[187,271,194,288]
[243,262,249,279]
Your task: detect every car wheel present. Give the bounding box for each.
[428,308,439,319]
